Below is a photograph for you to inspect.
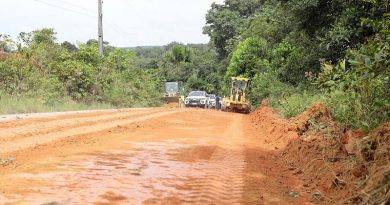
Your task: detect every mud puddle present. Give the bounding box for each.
[1,140,244,204]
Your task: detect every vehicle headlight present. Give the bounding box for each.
[200,100,206,104]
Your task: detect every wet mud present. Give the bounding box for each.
[2,141,244,204]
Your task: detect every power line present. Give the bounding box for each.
[50,0,95,13]
[34,0,132,35]
[33,0,134,45]
[33,0,94,17]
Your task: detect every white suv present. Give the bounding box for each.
[185,91,207,108]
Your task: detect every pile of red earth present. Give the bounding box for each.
[250,102,390,204]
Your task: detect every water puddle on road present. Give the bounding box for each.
[2,141,245,204]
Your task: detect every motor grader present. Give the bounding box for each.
[161,81,185,107]
[221,77,251,114]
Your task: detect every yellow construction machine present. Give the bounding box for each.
[162,81,185,107]
[221,77,251,113]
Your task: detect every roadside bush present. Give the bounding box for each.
[0,28,167,114]
[278,91,321,118]
[324,87,389,130]
[103,70,161,108]
[309,13,390,130]
[0,56,34,95]
[56,60,95,101]
[249,71,293,108]
[27,76,65,106]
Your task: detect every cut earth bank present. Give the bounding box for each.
[248,102,390,204]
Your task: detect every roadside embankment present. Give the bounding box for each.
[249,102,390,204]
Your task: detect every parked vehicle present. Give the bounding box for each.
[185,91,207,108]
[206,94,216,109]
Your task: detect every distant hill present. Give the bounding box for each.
[123,43,209,59]
[122,43,211,69]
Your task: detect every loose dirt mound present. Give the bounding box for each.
[250,102,390,204]
[290,102,340,137]
[249,104,298,147]
[354,123,390,204]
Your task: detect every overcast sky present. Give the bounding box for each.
[0,0,224,47]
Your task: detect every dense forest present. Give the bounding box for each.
[203,0,389,130]
[0,0,389,130]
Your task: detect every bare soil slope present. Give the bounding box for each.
[249,103,389,204]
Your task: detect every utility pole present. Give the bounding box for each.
[98,0,104,55]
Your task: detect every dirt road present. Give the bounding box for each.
[0,108,311,204]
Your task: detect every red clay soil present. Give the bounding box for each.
[248,103,390,204]
[0,105,387,204]
[243,105,311,204]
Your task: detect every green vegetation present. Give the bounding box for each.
[0,28,162,114]
[129,43,226,94]
[0,29,224,114]
[0,0,388,130]
[204,0,389,129]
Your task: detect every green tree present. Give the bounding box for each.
[203,0,264,59]
[61,41,78,52]
[108,48,136,72]
[226,37,269,79]
[0,34,15,52]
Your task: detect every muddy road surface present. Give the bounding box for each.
[0,108,310,205]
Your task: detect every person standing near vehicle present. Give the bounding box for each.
[215,95,221,111]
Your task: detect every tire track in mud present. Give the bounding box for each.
[184,117,245,204]
[0,109,161,142]
[184,148,245,204]
[0,109,183,154]
[0,108,157,129]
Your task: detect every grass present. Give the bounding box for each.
[0,94,114,115]
[277,91,321,118]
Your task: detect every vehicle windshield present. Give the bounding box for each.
[208,95,216,99]
[165,82,178,92]
[232,80,248,90]
[189,91,205,97]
